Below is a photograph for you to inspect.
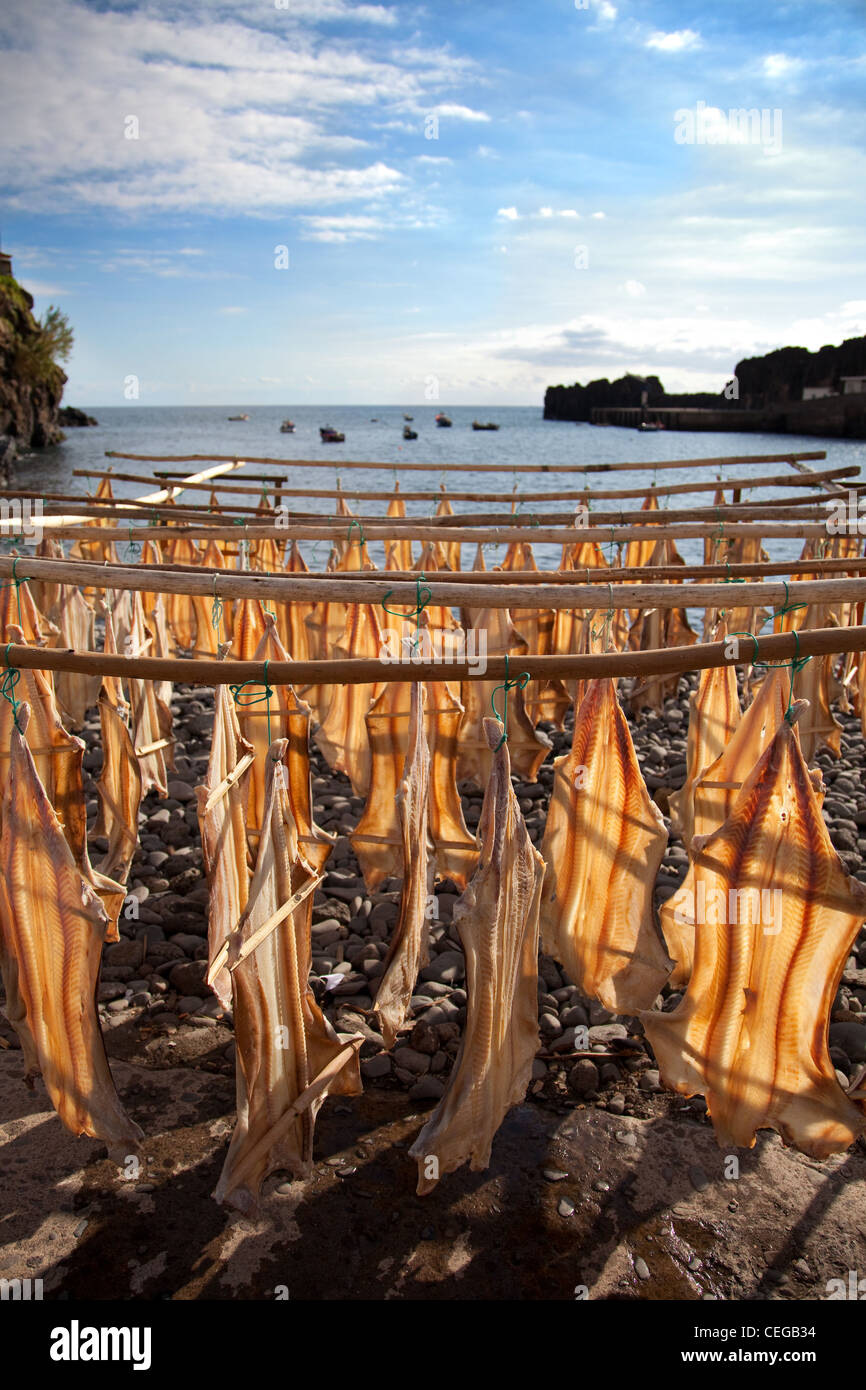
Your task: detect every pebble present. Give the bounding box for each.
[633,1257,651,1281]
[393,1046,431,1076]
[615,1130,637,1147]
[607,1095,626,1115]
[543,1168,569,1183]
[568,1059,599,1097]
[361,1054,392,1079]
[689,1164,710,1193]
[409,1076,445,1101]
[639,1069,661,1092]
[557,1197,575,1218]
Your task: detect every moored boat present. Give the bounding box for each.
[472,420,499,431]
[403,425,418,440]
[320,426,345,443]
[280,419,295,433]
[435,413,452,427]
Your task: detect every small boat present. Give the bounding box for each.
[227,413,249,421]
[280,419,295,433]
[320,426,345,443]
[435,413,452,427]
[403,425,418,440]
[403,414,414,422]
[472,420,499,431]
[637,420,665,432]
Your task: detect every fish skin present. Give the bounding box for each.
[125,594,168,798]
[668,619,741,848]
[196,681,254,1012]
[791,605,843,763]
[314,603,385,797]
[53,586,99,728]
[0,703,143,1162]
[351,675,476,894]
[662,667,795,987]
[384,486,413,572]
[644,704,866,1159]
[372,683,436,1049]
[94,689,143,891]
[409,717,544,1193]
[539,677,673,1013]
[457,606,551,787]
[214,742,362,1214]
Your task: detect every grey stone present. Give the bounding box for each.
[689,1164,710,1193]
[539,1011,563,1038]
[419,949,465,985]
[615,1130,637,1147]
[409,1075,445,1101]
[634,1257,651,1281]
[557,1197,575,1218]
[393,1047,431,1076]
[639,1069,661,1092]
[543,1169,568,1182]
[168,959,210,998]
[567,1059,599,1097]
[829,1021,866,1062]
[589,1023,628,1044]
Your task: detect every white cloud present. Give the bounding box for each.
[477,145,498,158]
[415,155,452,165]
[538,206,554,218]
[763,53,804,79]
[622,280,646,297]
[302,214,384,242]
[433,103,491,122]
[219,305,248,314]
[591,211,606,219]
[646,29,701,53]
[0,0,473,215]
[559,209,581,219]
[497,206,520,220]
[597,2,617,20]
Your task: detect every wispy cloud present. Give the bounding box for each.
[646,29,702,53]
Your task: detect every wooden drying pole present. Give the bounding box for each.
[40,461,244,528]
[3,554,865,612]
[70,463,857,502]
[2,623,864,687]
[34,519,845,544]
[103,449,827,475]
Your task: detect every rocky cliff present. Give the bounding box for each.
[0,274,67,471]
[543,372,730,421]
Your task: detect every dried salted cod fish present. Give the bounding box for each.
[372,683,436,1048]
[501,541,556,722]
[0,703,143,1162]
[93,605,141,892]
[94,687,142,894]
[384,484,414,572]
[314,602,385,797]
[668,619,742,847]
[0,565,55,646]
[214,743,362,1213]
[791,605,842,762]
[197,667,254,1012]
[277,540,313,664]
[457,607,551,787]
[163,535,200,651]
[644,703,866,1158]
[352,670,476,894]
[54,584,99,727]
[126,593,168,797]
[662,667,803,987]
[435,491,461,572]
[409,718,544,1192]
[31,536,65,619]
[242,613,296,845]
[539,676,672,1012]
[148,597,175,769]
[460,543,487,633]
[623,492,660,577]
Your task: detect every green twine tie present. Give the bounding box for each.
[347,518,366,548]
[211,576,224,636]
[381,574,431,652]
[491,653,531,751]
[728,580,812,723]
[1,643,22,731]
[230,658,274,744]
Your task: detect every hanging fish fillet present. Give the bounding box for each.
[276,541,312,665]
[126,594,168,798]
[197,676,254,1012]
[661,666,806,987]
[30,536,65,620]
[668,619,742,848]
[163,535,199,651]
[457,607,551,786]
[384,484,414,572]
[792,605,843,762]
[435,491,461,572]
[0,703,143,1162]
[314,603,385,797]
[501,541,556,722]
[409,718,544,1193]
[214,743,362,1214]
[94,683,142,894]
[0,565,55,647]
[539,676,672,1013]
[53,585,99,728]
[352,674,476,893]
[372,683,436,1048]
[644,703,866,1159]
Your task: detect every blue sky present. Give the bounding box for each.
[1,0,864,406]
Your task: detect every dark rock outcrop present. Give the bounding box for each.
[58,406,98,427]
[543,372,729,422]
[0,274,67,466]
[735,335,866,409]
